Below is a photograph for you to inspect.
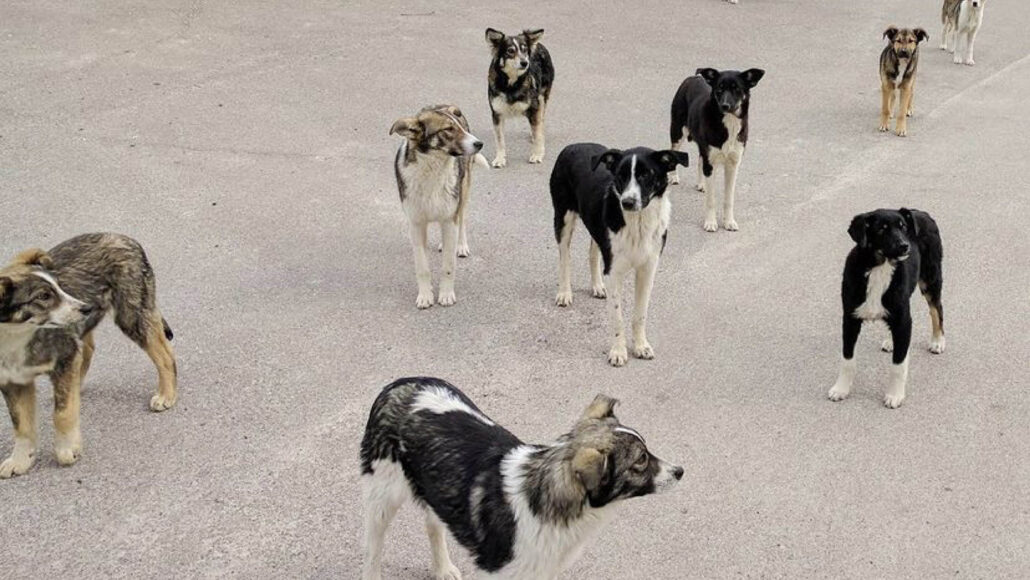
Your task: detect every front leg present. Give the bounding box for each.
[606,263,630,367]
[895,83,913,136]
[722,159,741,231]
[527,104,545,164]
[410,221,434,309]
[631,258,659,359]
[52,352,84,466]
[437,220,458,306]
[491,112,507,168]
[964,32,977,65]
[828,315,862,401]
[0,383,38,479]
[953,32,965,63]
[879,83,893,132]
[701,158,719,232]
[884,316,912,408]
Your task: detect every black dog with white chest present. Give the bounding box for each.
[486,28,555,168]
[669,67,764,232]
[829,208,945,408]
[550,143,689,367]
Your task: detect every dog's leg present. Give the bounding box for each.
[456,194,470,258]
[940,22,949,50]
[438,220,458,307]
[631,258,659,360]
[80,331,96,381]
[589,240,606,299]
[555,211,577,307]
[895,84,913,137]
[606,261,630,366]
[425,511,462,580]
[695,144,708,193]
[923,284,946,354]
[0,383,37,479]
[953,31,966,63]
[884,317,912,408]
[410,221,434,309]
[907,87,914,117]
[669,123,686,184]
[362,463,408,580]
[879,83,893,132]
[51,352,83,466]
[828,316,862,401]
[702,158,719,232]
[964,30,977,65]
[723,159,741,231]
[491,112,507,168]
[139,312,178,411]
[528,104,545,164]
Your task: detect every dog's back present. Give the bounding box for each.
[549,143,611,237]
[942,0,961,24]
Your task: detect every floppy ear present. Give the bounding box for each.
[486,28,505,46]
[654,150,690,172]
[443,105,464,119]
[848,213,869,247]
[742,68,765,88]
[389,117,421,139]
[899,208,919,237]
[914,28,929,43]
[696,67,720,86]
[524,28,544,45]
[572,447,608,492]
[0,277,11,305]
[12,248,53,269]
[590,149,622,173]
[582,394,619,420]
[883,26,898,41]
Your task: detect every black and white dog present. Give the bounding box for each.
[485,28,554,167]
[669,67,764,232]
[360,377,683,580]
[550,144,689,367]
[829,209,945,408]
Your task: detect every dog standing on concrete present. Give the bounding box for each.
[879,26,929,137]
[390,104,488,309]
[669,67,764,232]
[550,143,689,367]
[942,0,986,65]
[361,377,683,580]
[828,209,945,409]
[485,28,554,167]
[0,233,177,478]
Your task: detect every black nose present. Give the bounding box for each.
[473,140,483,152]
[621,199,636,210]
[673,466,684,480]
[519,60,528,67]
[719,102,732,112]
[898,242,910,254]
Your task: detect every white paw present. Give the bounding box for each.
[528,152,544,164]
[437,241,443,253]
[883,392,905,409]
[695,182,706,193]
[591,285,607,299]
[437,290,456,307]
[929,335,946,354]
[964,59,975,66]
[723,218,739,232]
[555,291,573,307]
[456,244,470,258]
[878,124,889,132]
[953,56,962,64]
[0,451,35,479]
[881,338,894,352]
[150,392,177,412]
[633,342,655,360]
[939,43,947,50]
[703,219,719,232]
[54,435,82,466]
[827,384,851,402]
[433,563,463,580]
[895,127,907,137]
[669,173,680,185]
[416,292,435,309]
[491,156,507,168]
[608,346,629,367]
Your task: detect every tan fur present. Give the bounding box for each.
[10,248,52,269]
[879,27,927,136]
[143,313,177,411]
[52,350,83,465]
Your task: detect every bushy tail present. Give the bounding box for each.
[162,318,174,341]
[473,153,489,169]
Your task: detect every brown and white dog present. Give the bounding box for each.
[0,233,177,478]
[390,105,489,309]
[879,26,929,137]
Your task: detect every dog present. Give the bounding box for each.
[0,233,177,478]
[942,0,986,65]
[550,143,689,367]
[390,104,489,309]
[828,209,945,409]
[669,67,765,232]
[485,28,554,167]
[879,26,929,137]
[361,377,684,580]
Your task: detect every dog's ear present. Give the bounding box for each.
[848,213,869,247]
[654,150,690,172]
[582,394,619,420]
[389,117,421,139]
[524,29,544,45]
[0,277,11,306]
[883,26,899,41]
[486,28,505,47]
[11,248,53,269]
[742,68,765,88]
[914,28,929,43]
[696,68,720,86]
[443,105,464,119]
[590,149,622,173]
[899,208,920,237]
[572,447,608,492]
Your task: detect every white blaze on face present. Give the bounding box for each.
[31,271,87,326]
[618,155,642,210]
[652,458,683,492]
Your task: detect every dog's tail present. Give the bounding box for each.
[473,153,489,169]
[162,318,174,341]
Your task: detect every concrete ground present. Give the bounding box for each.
[1,1,1028,578]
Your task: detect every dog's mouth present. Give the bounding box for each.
[895,49,911,58]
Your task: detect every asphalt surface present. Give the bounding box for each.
[2,1,1029,578]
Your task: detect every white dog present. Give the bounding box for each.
[941,0,986,66]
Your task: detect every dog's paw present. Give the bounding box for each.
[895,127,907,137]
[416,292,434,310]
[929,335,946,354]
[953,56,963,64]
[827,384,851,402]
[0,451,35,479]
[491,156,507,168]
[555,291,573,307]
[964,58,975,66]
[591,284,607,299]
[456,244,470,258]
[150,392,177,412]
[695,182,706,193]
[723,218,739,232]
[437,241,443,253]
[703,219,719,233]
[633,342,655,360]
[528,152,544,164]
[878,124,889,132]
[669,173,680,185]
[883,392,905,409]
[437,290,456,307]
[608,347,629,367]
[54,435,82,467]
[432,563,463,580]
[881,337,894,352]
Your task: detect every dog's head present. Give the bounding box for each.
[0,249,91,328]
[848,208,920,262]
[591,147,689,212]
[486,28,543,81]
[697,68,765,116]
[390,105,483,158]
[568,395,684,509]
[883,26,928,59]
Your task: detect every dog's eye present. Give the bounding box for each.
[632,454,648,471]
[506,47,516,55]
[36,290,53,302]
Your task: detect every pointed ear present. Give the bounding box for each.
[582,394,619,420]
[486,28,505,46]
[524,28,544,45]
[590,149,622,173]
[654,150,690,172]
[696,68,720,86]
[742,68,765,88]
[848,213,869,247]
[914,28,929,43]
[12,248,52,269]
[389,117,421,139]
[883,26,898,41]
[572,447,608,492]
[899,208,919,237]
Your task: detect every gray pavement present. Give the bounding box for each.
[1,1,1029,578]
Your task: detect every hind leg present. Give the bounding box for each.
[555,211,577,307]
[922,282,945,354]
[0,383,38,479]
[119,309,178,412]
[589,241,606,298]
[528,104,546,164]
[425,511,462,580]
[362,461,410,580]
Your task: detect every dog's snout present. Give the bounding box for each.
[898,241,910,254]
[473,140,483,152]
[672,465,684,480]
[621,199,637,210]
[519,59,528,68]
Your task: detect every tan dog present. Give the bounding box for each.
[879,26,929,137]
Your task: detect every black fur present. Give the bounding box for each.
[486,28,554,126]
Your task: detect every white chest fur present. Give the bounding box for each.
[397,144,460,223]
[854,261,895,321]
[608,196,671,268]
[491,95,531,119]
[894,57,910,87]
[707,113,745,165]
[0,326,53,385]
